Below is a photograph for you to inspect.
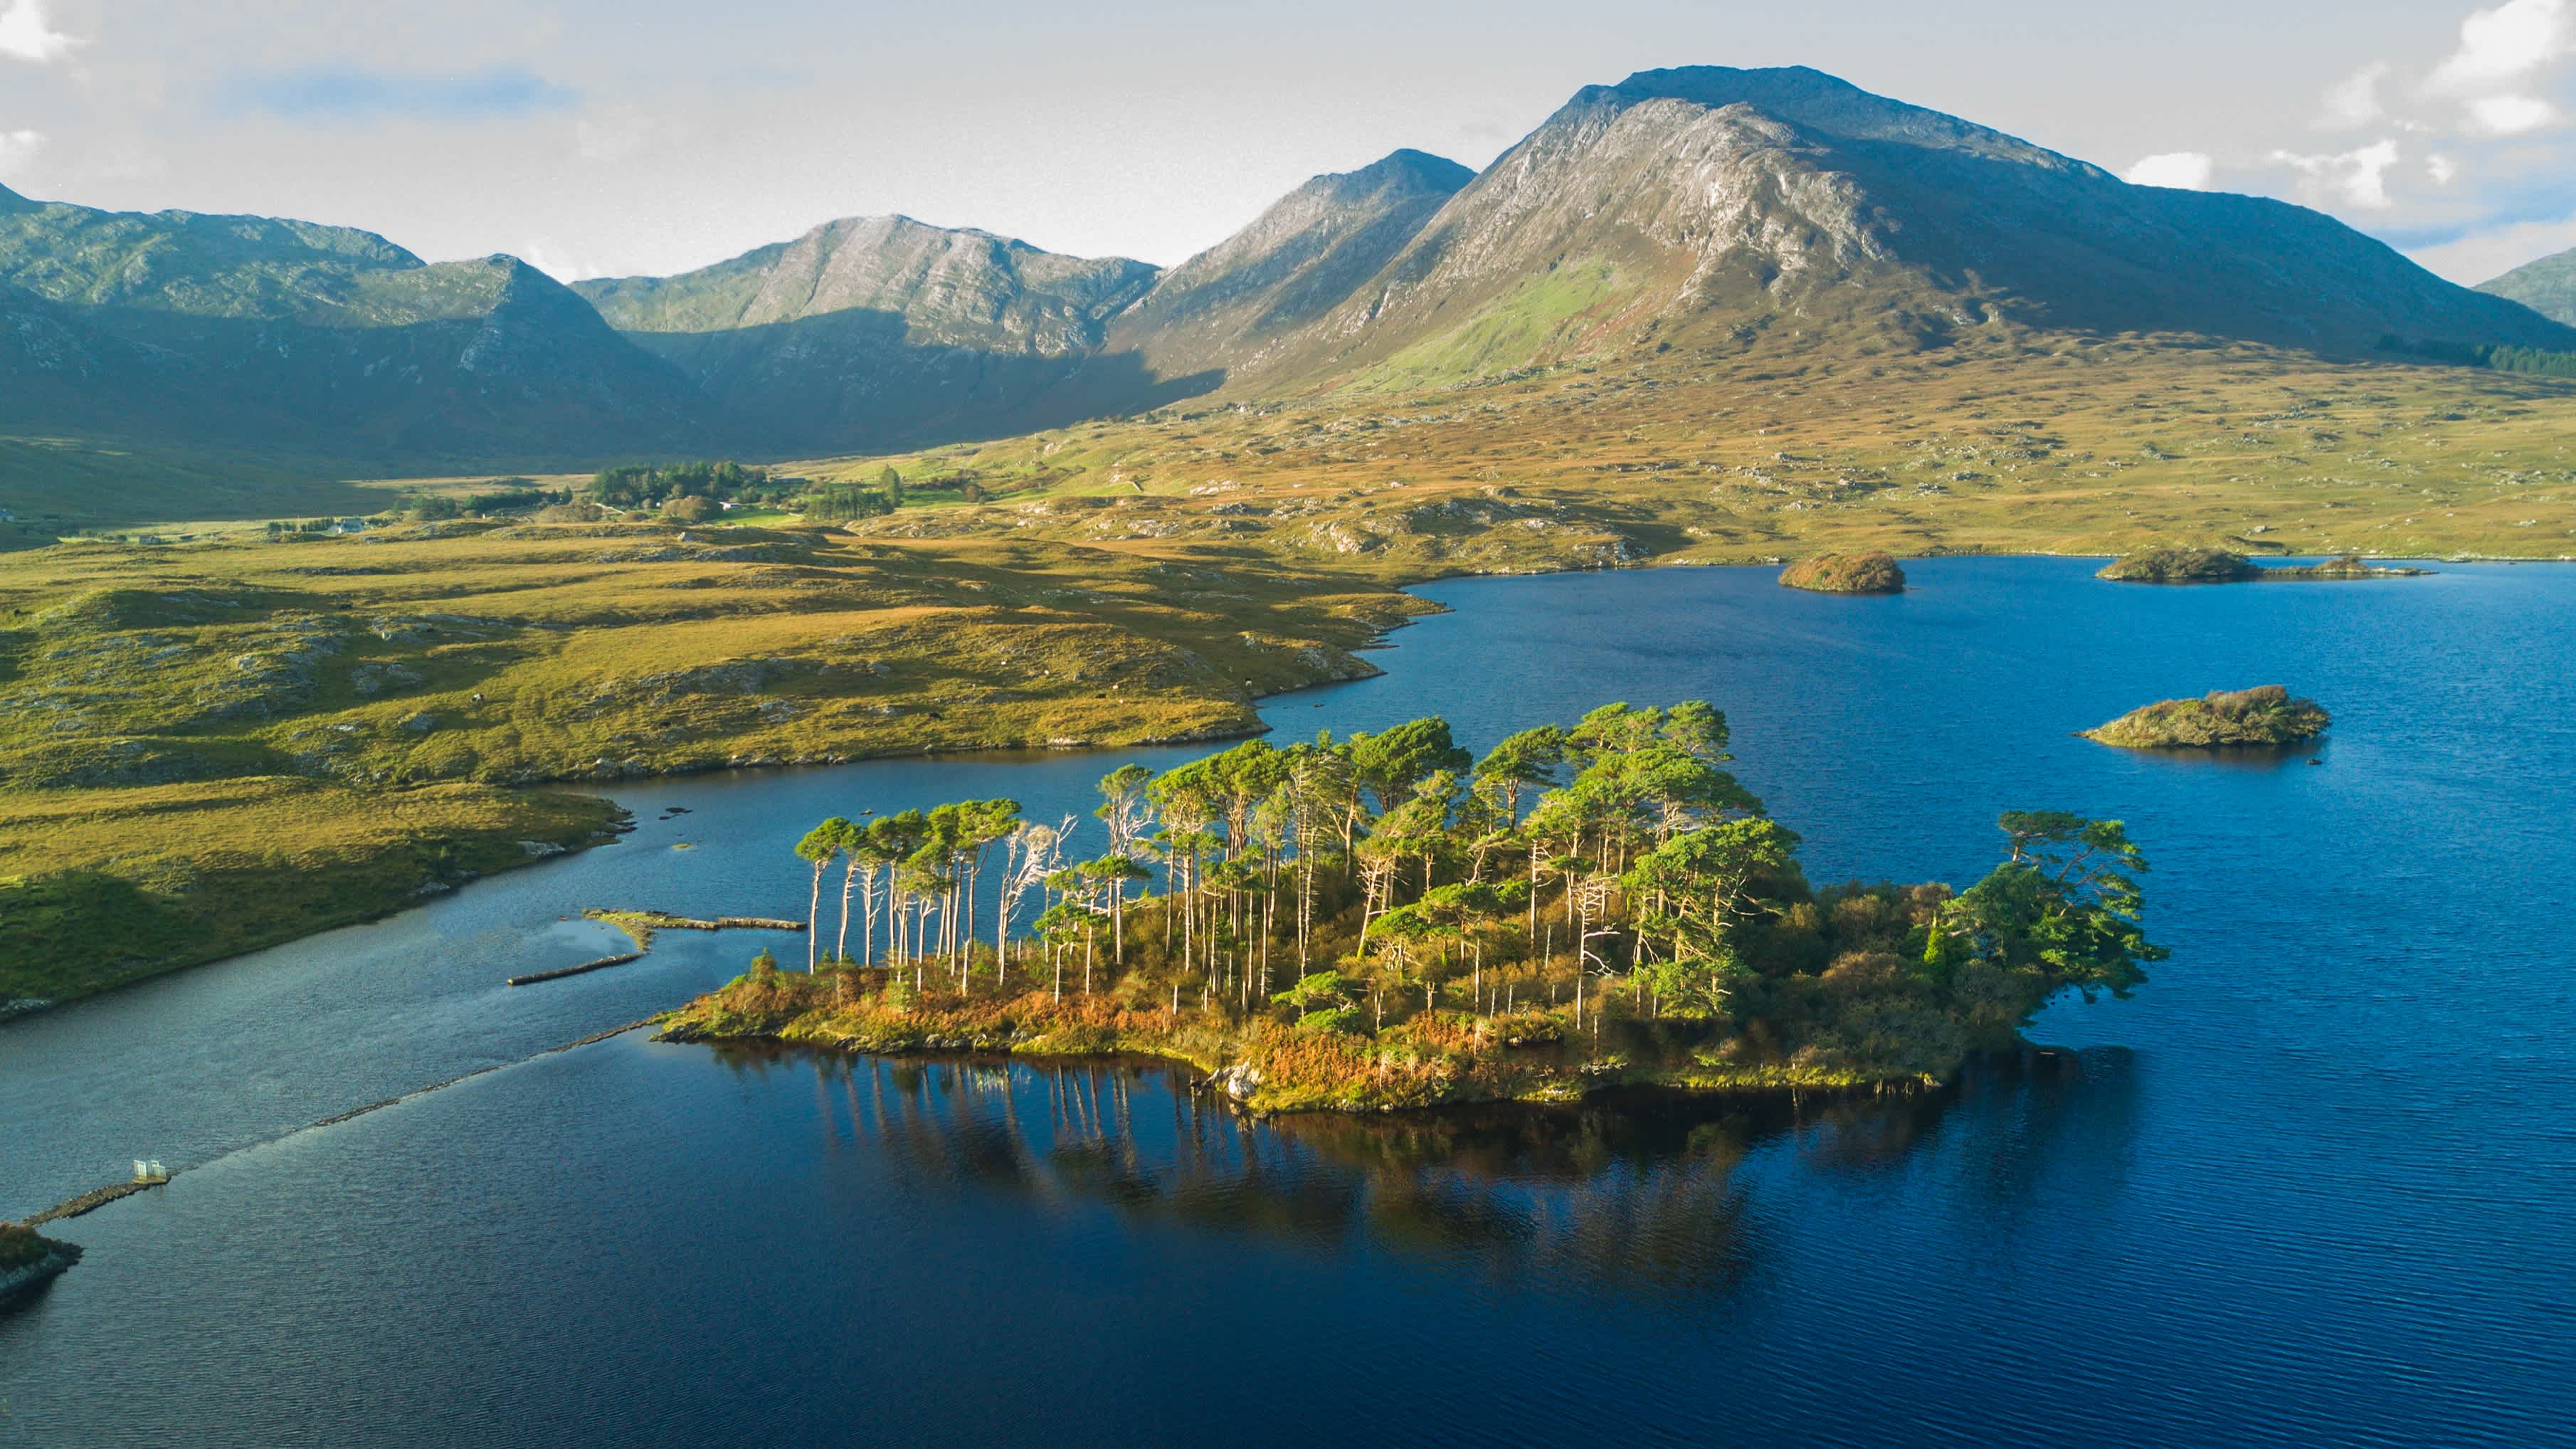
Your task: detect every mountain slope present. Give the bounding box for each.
[575,216,1164,451]
[9,65,2575,493]
[0,184,704,460]
[1102,149,1472,379]
[2477,247,2576,326]
[1230,67,2576,389]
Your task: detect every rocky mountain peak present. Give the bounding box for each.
[1590,65,2099,173]
[1104,147,1473,377]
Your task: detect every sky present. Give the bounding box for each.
[1,0,2573,285]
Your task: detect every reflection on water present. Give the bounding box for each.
[709,1045,2136,1305]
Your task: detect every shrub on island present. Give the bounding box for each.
[2083,685,2329,749]
[2096,547,2261,583]
[1779,552,1906,594]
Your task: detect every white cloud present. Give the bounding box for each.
[2321,62,2392,130]
[0,0,80,63]
[2408,207,2576,282]
[2462,93,2561,135]
[2424,0,2576,137]
[2428,0,2576,92]
[2124,151,2215,189]
[0,127,41,178]
[2271,139,2404,209]
[2429,153,2461,184]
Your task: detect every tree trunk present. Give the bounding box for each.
[806,862,825,971]
[836,861,859,967]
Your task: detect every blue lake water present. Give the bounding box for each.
[4,557,2572,1445]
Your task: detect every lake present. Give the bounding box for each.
[4,557,2572,1446]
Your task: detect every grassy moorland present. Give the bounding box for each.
[796,338,2576,564]
[0,517,1433,1003]
[4,336,2575,1007]
[658,705,2163,1112]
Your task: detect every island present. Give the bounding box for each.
[0,1222,81,1309]
[1779,552,1907,594]
[2083,685,2329,749]
[2097,547,2264,582]
[658,701,2165,1114]
[2266,554,2432,579]
[2099,547,2430,583]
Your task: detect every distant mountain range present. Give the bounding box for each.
[6,65,2572,471]
[0,184,700,459]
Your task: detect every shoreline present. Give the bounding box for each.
[653,976,1943,1119]
[0,1245,81,1310]
[660,1016,1934,1117]
[11,549,2568,1017]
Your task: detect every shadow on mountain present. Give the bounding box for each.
[628,307,1225,456]
[1,300,708,467]
[1788,139,2576,357]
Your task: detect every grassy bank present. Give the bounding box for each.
[0,517,1435,1007]
[0,779,621,1003]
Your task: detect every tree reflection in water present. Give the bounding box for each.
[705,1043,2136,1304]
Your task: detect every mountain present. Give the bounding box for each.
[1101,149,1472,379]
[574,216,1167,452]
[2477,247,2576,326]
[6,66,2572,488]
[1221,67,2576,388]
[571,156,1479,452]
[0,184,703,459]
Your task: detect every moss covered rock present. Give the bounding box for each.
[2083,685,2329,749]
[1779,552,1906,594]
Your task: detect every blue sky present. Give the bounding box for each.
[2,0,2572,284]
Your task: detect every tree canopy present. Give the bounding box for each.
[721,700,2167,1097]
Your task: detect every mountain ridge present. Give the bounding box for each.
[6,65,2575,486]
[2478,246,2576,327]
[1210,65,2576,391]
[0,187,703,458]
[1100,147,1473,381]
[573,214,1167,452]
